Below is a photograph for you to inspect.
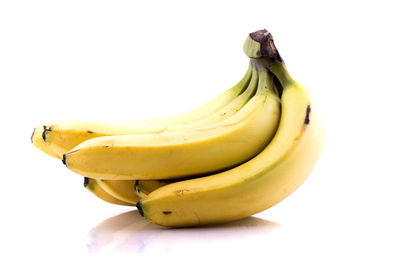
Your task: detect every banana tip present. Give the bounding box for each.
[62,154,66,165]
[83,177,89,187]
[136,201,144,217]
[134,180,139,192]
[42,125,52,142]
[31,128,36,144]
[304,105,311,125]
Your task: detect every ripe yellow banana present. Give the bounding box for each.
[84,177,134,206]
[33,129,142,204]
[135,30,324,227]
[33,67,254,204]
[129,65,253,126]
[134,180,173,199]
[43,75,259,204]
[34,65,252,158]
[32,67,255,203]
[63,62,281,180]
[96,179,140,205]
[31,28,324,228]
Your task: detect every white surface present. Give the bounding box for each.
[1,0,399,266]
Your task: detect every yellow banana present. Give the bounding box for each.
[32,66,254,204]
[84,177,134,206]
[128,65,253,125]
[34,66,252,158]
[35,74,258,204]
[31,28,324,229]
[96,179,140,205]
[134,180,173,199]
[32,66,254,203]
[63,61,281,180]
[135,30,324,227]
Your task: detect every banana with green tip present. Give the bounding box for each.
[135,29,324,227]
[63,60,281,180]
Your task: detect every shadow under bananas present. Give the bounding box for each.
[87,210,281,254]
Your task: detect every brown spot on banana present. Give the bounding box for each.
[174,189,190,196]
[163,211,172,215]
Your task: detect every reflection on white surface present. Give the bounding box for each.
[88,210,280,254]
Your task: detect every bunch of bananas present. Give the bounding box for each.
[32,29,324,227]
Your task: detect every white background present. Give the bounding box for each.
[1,0,399,266]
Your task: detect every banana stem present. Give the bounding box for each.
[244,29,295,90]
[269,62,295,88]
[243,29,283,63]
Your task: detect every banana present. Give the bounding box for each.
[33,67,254,205]
[44,70,255,203]
[32,127,140,204]
[31,126,60,159]
[96,179,140,205]
[35,65,252,158]
[135,30,325,227]
[34,66,255,206]
[130,64,253,125]
[31,28,323,228]
[134,180,173,199]
[63,60,281,180]
[84,177,134,206]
